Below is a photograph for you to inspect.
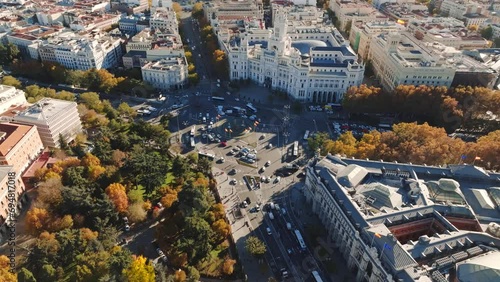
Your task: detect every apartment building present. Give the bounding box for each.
[370,32,456,91]
[150,7,178,32]
[440,0,481,19]
[203,0,264,25]
[349,21,405,60]
[0,84,27,115]
[0,123,43,175]
[220,9,364,103]
[0,166,26,243]
[304,155,500,282]
[7,25,62,58]
[35,31,123,70]
[11,98,82,148]
[407,17,488,50]
[141,58,188,90]
[329,0,389,32]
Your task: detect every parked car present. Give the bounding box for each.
[266,227,272,235]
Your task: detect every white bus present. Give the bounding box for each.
[292,141,299,157]
[212,96,225,102]
[246,103,257,113]
[303,130,310,141]
[294,229,306,251]
[311,271,324,282]
[190,126,195,136]
[190,137,195,148]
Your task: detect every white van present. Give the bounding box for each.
[269,202,275,210]
[268,212,274,220]
[286,222,292,230]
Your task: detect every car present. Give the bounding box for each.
[124,224,130,232]
[245,197,252,204]
[267,143,273,149]
[123,216,129,224]
[255,204,261,211]
[265,160,271,166]
[241,201,248,208]
[259,167,266,173]
[287,248,293,255]
[260,134,266,140]
[281,208,287,215]
[161,255,168,263]
[274,176,281,183]
[156,248,165,257]
[230,179,237,184]
[235,98,240,101]
[266,227,272,235]
[229,168,237,175]
[219,157,225,163]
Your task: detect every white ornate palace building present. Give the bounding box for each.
[219,8,365,103]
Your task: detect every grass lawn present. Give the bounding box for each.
[197,245,229,277]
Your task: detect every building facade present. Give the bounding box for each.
[304,155,500,282]
[141,57,188,90]
[222,9,364,103]
[0,123,43,175]
[0,84,27,115]
[36,32,123,70]
[370,32,456,91]
[349,21,405,60]
[12,98,82,148]
[330,0,389,32]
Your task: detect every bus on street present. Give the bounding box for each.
[190,137,195,148]
[292,141,299,157]
[303,130,310,141]
[246,103,257,113]
[311,271,324,282]
[294,229,307,251]
[212,96,225,102]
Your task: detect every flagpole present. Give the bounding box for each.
[380,243,386,260]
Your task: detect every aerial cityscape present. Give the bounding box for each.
[0,0,499,281]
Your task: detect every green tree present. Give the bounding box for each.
[245,236,266,257]
[307,132,330,154]
[0,43,20,65]
[123,147,169,194]
[1,76,21,88]
[186,266,200,282]
[480,26,493,40]
[18,267,37,282]
[79,92,103,112]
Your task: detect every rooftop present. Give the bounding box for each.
[0,122,34,156]
[15,98,76,122]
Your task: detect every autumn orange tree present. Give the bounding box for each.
[0,255,16,282]
[106,183,129,213]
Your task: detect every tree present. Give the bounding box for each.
[18,267,36,282]
[221,258,236,275]
[36,178,63,209]
[0,43,19,65]
[123,148,169,195]
[212,219,231,242]
[127,202,147,223]
[172,2,182,14]
[106,183,129,213]
[0,255,17,282]
[174,269,187,282]
[245,236,266,257]
[186,266,200,282]
[307,132,330,154]
[192,3,203,18]
[26,207,50,234]
[79,92,103,112]
[117,102,137,118]
[481,26,493,40]
[122,256,155,282]
[1,76,21,88]
[188,63,196,74]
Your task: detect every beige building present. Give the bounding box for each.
[11,98,82,148]
[0,123,43,175]
[0,84,28,115]
[141,57,188,90]
[0,165,26,243]
[349,21,405,60]
[370,32,456,91]
[330,0,389,32]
